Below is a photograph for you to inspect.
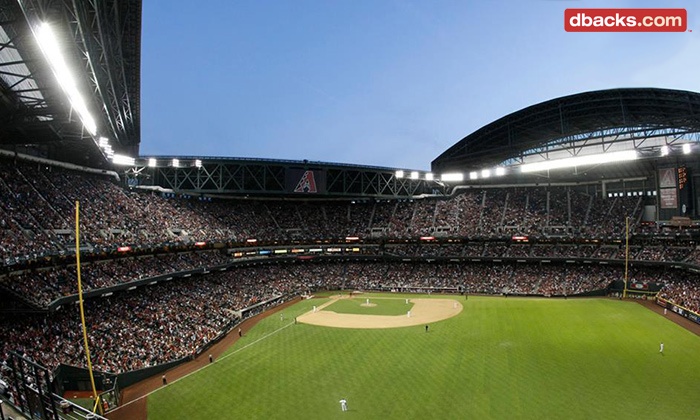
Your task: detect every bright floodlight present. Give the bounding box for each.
[98,137,109,147]
[661,145,669,156]
[481,169,491,178]
[441,173,464,182]
[425,173,434,181]
[35,22,97,135]
[683,143,691,154]
[410,171,419,180]
[148,158,157,167]
[195,159,202,168]
[469,171,478,180]
[495,167,506,176]
[520,150,638,173]
[172,158,179,167]
[112,154,135,166]
[395,170,404,178]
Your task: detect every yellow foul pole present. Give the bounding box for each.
[623,216,629,299]
[75,201,100,411]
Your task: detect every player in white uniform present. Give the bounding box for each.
[339,399,348,411]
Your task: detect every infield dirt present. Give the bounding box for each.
[297,295,463,328]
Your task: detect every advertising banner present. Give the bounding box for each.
[659,188,677,209]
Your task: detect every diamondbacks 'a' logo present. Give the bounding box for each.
[660,169,675,188]
[294,171,318,193]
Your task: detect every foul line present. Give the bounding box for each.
[112,321,296,412]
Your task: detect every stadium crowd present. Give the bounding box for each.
[0,263,304,374]
[659,277,700,314]
[1,159,654,265]
[3,237,699,309]
[0,250,230,307]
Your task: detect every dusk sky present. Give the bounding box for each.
[140,1,699,170]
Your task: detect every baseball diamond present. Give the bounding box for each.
[297,296,463,328]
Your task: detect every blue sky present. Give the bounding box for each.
[140,1,699,170]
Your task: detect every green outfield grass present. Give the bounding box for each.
[325,297,414,316]
[147,295,700,419]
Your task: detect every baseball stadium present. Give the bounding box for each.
[1,2,700,420]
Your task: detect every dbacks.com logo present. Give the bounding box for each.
[565,8,688,32]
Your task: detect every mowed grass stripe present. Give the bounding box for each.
[148,296,700,419]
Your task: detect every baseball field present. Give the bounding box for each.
[142,293,700,419]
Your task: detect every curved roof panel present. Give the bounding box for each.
[432,88,700,172]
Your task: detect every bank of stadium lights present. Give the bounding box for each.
[519,150,638,173]
[395,170,439,182]
[148,158,157,167]
[172,159,179,168]
[111,154,135,166]
[453,167,507,182]
[35,22,97,136]
[659,143,692,157]
[440,173,464,182]
[195,159,202,168]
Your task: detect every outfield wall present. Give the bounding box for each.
[656,296,700,325]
